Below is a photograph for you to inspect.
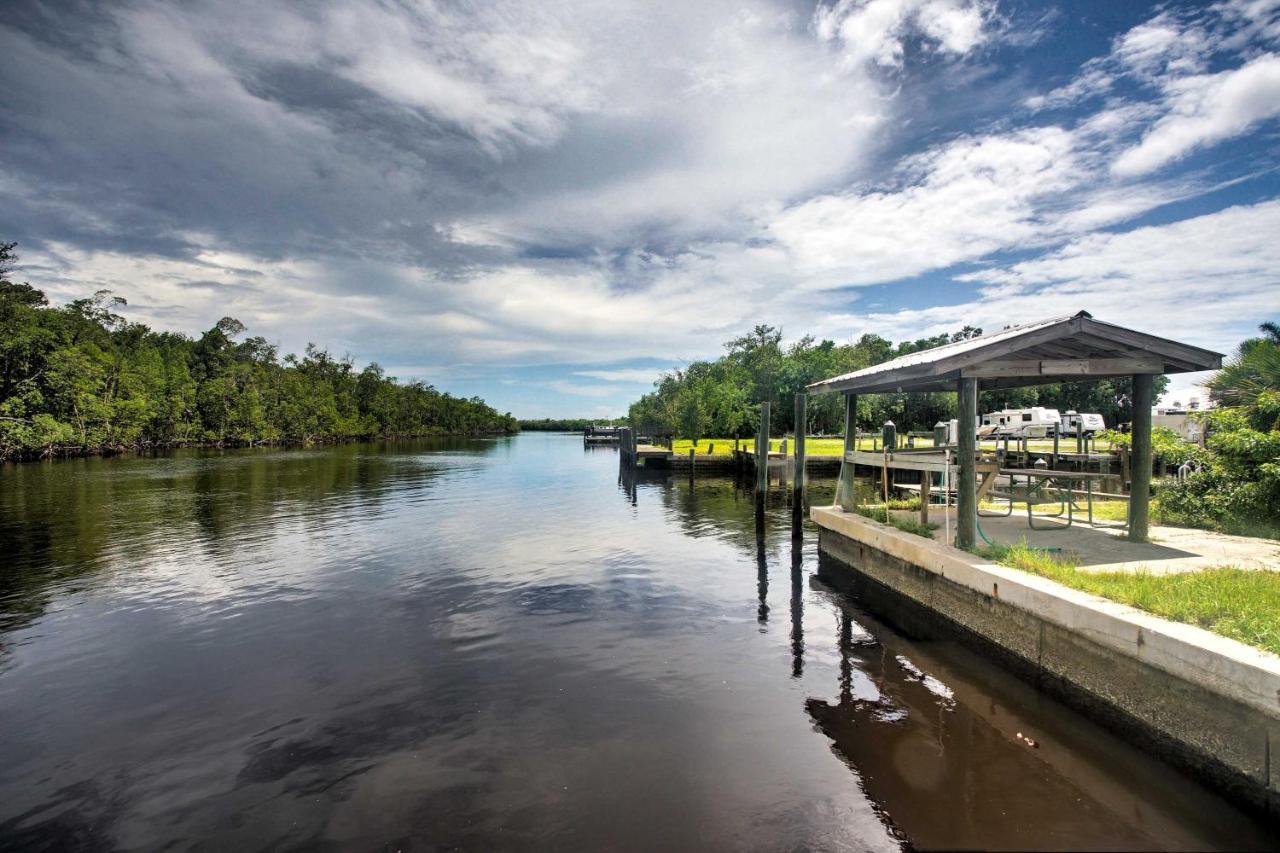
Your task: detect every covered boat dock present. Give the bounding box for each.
[807,311,1224,547]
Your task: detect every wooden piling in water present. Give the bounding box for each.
[756,401,770,495]
[837,394,857,510]
[793,394,806,510]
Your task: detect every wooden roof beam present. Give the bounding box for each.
[962,357,1165,379]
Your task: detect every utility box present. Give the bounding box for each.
[933,419,959,447]
[882,420,897,450]
[933,421,948,447]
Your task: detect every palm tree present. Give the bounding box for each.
[1207,322,1280,408]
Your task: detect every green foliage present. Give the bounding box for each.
[1152,323,1280,538]
[1097,426,1205,466]
[0,243,516,460]
[978,540,1280,656]
[626,322,1170,442]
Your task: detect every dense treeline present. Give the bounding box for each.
[0,243,516,460]
[518,417,624,431]
[628,324,1167,442]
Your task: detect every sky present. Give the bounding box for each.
[2,0,1279,418]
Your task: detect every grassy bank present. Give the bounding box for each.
[978,541,1280,657]
[670,436,1114,456]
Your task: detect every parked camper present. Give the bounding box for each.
[979,407,1062,438]
[1059,411,1105,437]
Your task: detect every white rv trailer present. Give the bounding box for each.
[979,407,1062,438]
[1059,411,1105,437]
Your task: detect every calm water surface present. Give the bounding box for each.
[0,433,1274,851]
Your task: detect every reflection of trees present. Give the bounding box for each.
[644,473,839,555]
[0,438,492,649]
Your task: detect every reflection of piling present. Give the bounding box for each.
[790,536,804,677]
[755,511,769,625]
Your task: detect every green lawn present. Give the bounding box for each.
[670,437,872,456]
[977,541,1280,656]
[669,436,1113,457]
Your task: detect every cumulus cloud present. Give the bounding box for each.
[766,127,1078,283]
[815,0,995,69]
[1113,54,1280,176]
[573,369,667,384]
[810,200,1280,369]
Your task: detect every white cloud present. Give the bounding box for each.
[767,127,1078,284]
[945,200,1280,352]
[573,368,666,384]
[815,0,994,69]
[1112,53,1280,176]
[542,380,622,398]
[1024,65,1114,111]
[1113,12,1210,79]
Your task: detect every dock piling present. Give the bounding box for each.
[756,401,771,497]
[793,394,807,516]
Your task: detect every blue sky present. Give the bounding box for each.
[3,0,1279,417]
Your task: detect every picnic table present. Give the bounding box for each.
[986,467,1117,529]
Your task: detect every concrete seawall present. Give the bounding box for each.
[812,505,1280,817]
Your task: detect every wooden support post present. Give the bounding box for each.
[838,394,857,510]
[1052,426,1059,467]
[688,447,695,476]
[793,394,807,510]
[1129,373,1154,542]
[956,378,978,550]
[920,470,930,525]
[757,401,770,495]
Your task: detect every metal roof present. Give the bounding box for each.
[807,311,1224,395]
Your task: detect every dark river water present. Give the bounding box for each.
[0,433,1274,851]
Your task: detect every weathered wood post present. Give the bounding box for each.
[793,393,807,512]
[837,394,857,510]
[920,468,930,525]
[756,401,771,495]
[956,378,978,550]
[1129,374,1154,541]
[688,446,695,477]
[1052,424,1060,466]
